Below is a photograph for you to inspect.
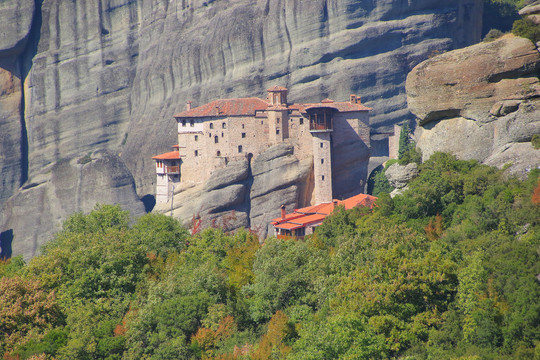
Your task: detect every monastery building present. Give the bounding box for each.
[153,86,372,205]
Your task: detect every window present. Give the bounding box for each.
[210,123,214,129]
[242,132,246,138]
[238,145,243,153]
[190,120,194,127]
[222,122,226,129]
[182,120,186,127]
[242,124,245,129]
[217,151,221,156]
[194,135,198,141]
[320,142,323,148]
[321,175,325,181]
[194,150,198,156]
[209,133,212,137]
[221,132,224,137]
[214,136,219,143]
[321,158,324,164]
[276,129,280,134]
[277,118,280,124]
[299,118,303,125]
[261,120,264,125]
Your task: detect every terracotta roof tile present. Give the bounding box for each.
[152,151,181,160]
[174,98,270,118]
[273,194,378,234]
[267,85,288,91]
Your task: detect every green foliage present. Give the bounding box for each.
[368,165,394,196]
[484,28,505,41]
[397,122,422,165]
[483,0,521,36]
[532,134,540,149]
[398,122,411,160]
[3,154,539,359]
[513,17,540,43]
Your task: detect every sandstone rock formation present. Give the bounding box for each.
[0,0,483,258]
[385,162,419,189]
[407,36,540,178]
[0,150,145,260]
[154,144,312,238]
[519,1,540,25]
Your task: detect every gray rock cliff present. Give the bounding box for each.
[0,0,483,258]
[407,36,540,178]
[0,150,145,260]
[154,144,311,238]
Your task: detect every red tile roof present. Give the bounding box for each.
[152,151,181,160]
[272,194,378,235]
[174,98,270,118]
[267,85,288,91]
[302,101,372,112]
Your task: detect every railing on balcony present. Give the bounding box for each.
[165,166,180,174]
[308,111,333,131]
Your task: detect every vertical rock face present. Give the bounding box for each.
[0,150,145,260]
[123,0,483,196]
[407,36,540,178]
[0,0,484,258]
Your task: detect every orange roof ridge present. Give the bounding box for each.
[152,151,181,160]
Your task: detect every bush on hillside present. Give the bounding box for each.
[513,17,540,43]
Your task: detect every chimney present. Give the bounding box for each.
[350,94,357,104]
[280,204,286,219]
[186,101,192,111]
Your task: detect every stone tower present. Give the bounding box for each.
[307,106,335,204]
[266,86,289,144]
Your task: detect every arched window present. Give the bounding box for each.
[214,136,219,143]
[217,151,221,156]
[209,123,214,129]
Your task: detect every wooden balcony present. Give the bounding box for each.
[165,166,180,174]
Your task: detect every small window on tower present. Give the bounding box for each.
[322,175,325,181]
[321,158,324,164]
[238,145,243,153]
[210,123,214,129]
[222,122,226,129]
[194,135,198,141]
[242,124,245,129]
[214,136,219,143]
[194,150,198,156]
[276,129,280,135]
[277,118,280,124]
[242,132,246,138]
[221,132,224,137]
[320,142,323,148]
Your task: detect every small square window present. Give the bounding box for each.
[276,129,280,134]
[242,132,246,138]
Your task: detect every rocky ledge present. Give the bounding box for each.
[406,36,540,178]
